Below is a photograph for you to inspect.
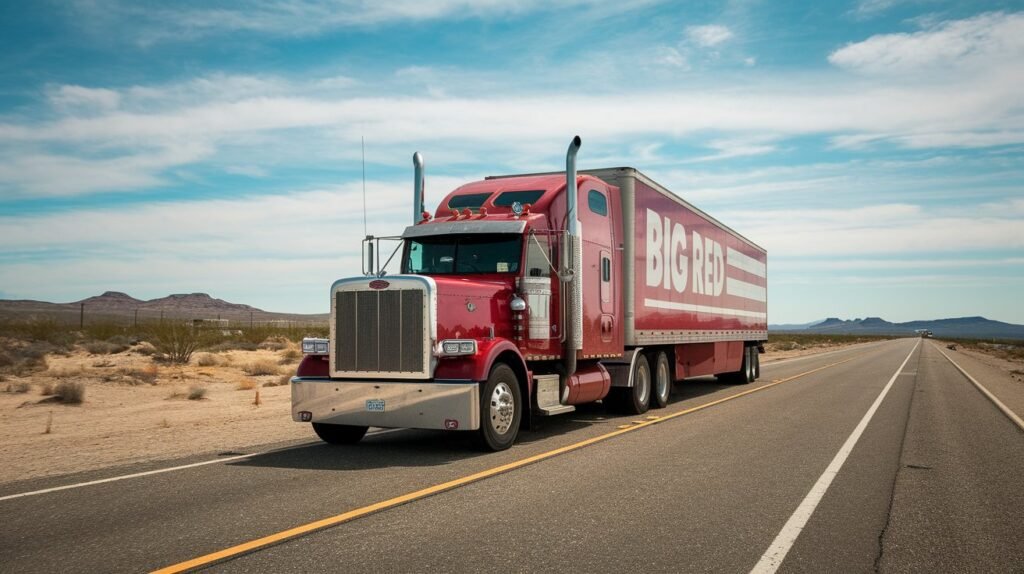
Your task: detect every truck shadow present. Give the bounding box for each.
[231,376,735,473]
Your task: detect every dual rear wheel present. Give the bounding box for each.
[606,350,672,415]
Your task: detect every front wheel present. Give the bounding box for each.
[312,422,369,445]
[473,363,522,452]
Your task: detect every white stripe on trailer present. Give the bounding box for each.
[644,298,766,319]
[726,277,767,302]
[727,247,766,278]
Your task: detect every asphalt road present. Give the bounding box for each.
[1,339,1022,573]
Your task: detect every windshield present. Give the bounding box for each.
[404,234,522,275]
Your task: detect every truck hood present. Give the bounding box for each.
[432,275,516,341]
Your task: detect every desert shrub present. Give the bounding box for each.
[187,385,207,400]
[196,353,220,367]
[258,336,290,351]
[236,378,257,390]
[82,340,129,355]
[265,373,292,387]
[0,351,12,368]
[107,334,134,346]
[5,381,31,393]
[120,364,158,385]
[134,341,157,355]
[205,340,258,353]
[279,346,302,362]
[149,322,200,364]
[83,322,127,342]
[39,381,55,395]
[54,381,85,404]
[19,357,49,376]
[242,360,279,376]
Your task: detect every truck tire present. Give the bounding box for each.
[606,354,652,415]
[752,347,760,381]
[473,363,522,452]
[651,351,671,409]
[720,347,753,385]
[312,422,369,445]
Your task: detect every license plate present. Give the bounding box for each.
[365,399,386,412]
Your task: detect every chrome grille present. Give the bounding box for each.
[334,288,426,375]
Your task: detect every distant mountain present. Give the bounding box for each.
[771,316,1024,340]
[0,291,327,323]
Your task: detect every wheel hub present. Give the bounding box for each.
[490,382,515,435]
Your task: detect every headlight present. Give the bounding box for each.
[301,337,329,355]
[439,339,477,356]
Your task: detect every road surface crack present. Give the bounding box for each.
[874,347,924,573]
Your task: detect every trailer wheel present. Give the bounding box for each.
[472,363,521,452]
[752,347,760,381]
[312,423,368,445]
[651,351,671,409]
[720,347,753,385]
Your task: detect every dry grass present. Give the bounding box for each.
[278,346,302,364]
[134,341,157,355]
[119,364,159,386]
[39,381,55,395]
[236,378,257,391]
[265,374,292,387]
[195,353,220,367]
[53,381,85,404]
[5,381,31,393]
[242,360,279,376]
[258,336,290,351]
[187,385,207,400]
[81,340,129,355]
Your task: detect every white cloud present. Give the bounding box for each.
[719,204,1024,257]
[829,11,1024,74]
[653,46,688,69]
[0,176,473,310]
[47,85,121,112]
[0,143,212,197]
[685,24,734,48]
[70,0,659,43]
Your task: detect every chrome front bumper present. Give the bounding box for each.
[291,377,480,431]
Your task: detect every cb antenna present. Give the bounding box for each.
[361,135,367,236]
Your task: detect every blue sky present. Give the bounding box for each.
[1,0,1022,323]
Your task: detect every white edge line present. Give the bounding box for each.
[932,343,1024,432]
[0,453,257,502]
[750,339,920,574]
[0,427,407,502]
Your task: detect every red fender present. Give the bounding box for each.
[296,355,329,377]
[433,338,529,388]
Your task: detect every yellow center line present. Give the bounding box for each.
[152,353,861,574]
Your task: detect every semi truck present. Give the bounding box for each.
[292,136,767,451]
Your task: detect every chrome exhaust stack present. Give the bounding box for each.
[562,135,582,392]
[413,152,425,224]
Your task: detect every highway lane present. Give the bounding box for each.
[0,339,1020,573]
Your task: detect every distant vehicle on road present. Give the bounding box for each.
[292,136,767,450]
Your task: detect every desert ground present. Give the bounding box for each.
[1,334,1020,484]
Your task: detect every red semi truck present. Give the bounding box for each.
[292,136,767,450]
